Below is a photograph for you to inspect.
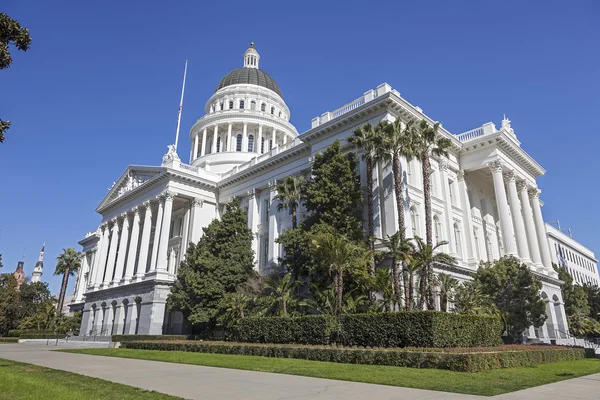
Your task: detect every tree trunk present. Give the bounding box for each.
[391,257,401,309]
[57,267,70,315]
[440,293,447,312]
[402,266,409,311]
[407,270,414,311]
[282,296,287,315]
[366,155,375,256]
[392,153,405,236]
[336,272,343,315]
[421,154,436,310]
[292,207,297,230]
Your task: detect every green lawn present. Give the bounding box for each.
[0,358,181,400]
[63,348,600,396]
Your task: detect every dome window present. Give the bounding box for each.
[261,103,266,112]
[251,101,256,110]
[240,100,245,109]
[236,134,242,151]
[220,102,224,110]
[271,106,275,115]
[248,135,254,152]
[229,100,234,109]
[278,111,282,117]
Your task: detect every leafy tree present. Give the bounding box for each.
[378,229,413,308]
[554,264,599,337]
[436,272,458,312]
[0,254,3,268]
[275,175,305,230]
[54,248,82,315]
[303,139,363,240]
[583,284,600,321]
[311,230,368,314]
[475,256,546,343]
[263,273,303,316]
[452,281,496,315]
[406,120,452,309]
[1,13,32,143]
[0,274,52,335]
[168,199,254,328]
[410,237,456,309]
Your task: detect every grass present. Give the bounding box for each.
[0,358,181,400]
[63,348,600,396]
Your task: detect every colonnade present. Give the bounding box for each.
[190,122,290,162]
[487,161,553,272]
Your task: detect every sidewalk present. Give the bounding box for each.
[1,344,599,399]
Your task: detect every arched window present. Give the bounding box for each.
[261,103,266,112]
[261,138,266,154]
[228,100,234,109]
[236,134,242,152]
[278,111,282,117]
[433,215,441,245]
[454,222,462,258]
[220,102,224,110]
[271,106,275,115]
[410,207,418,237]
[217,137,221,153]
[248,135,254,152]
[251,101,256,110]
[239,100,245,109]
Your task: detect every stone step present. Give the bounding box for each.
[18,339,113,348]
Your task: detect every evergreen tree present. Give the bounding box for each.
[554,265,600,337]
[475,256,547,343]
[0,274,52,335]
[168,199,254,327]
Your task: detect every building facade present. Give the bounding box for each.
[72,44,573,342]
[546,223,599,287]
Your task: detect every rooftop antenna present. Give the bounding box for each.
[173,60,189,152]
[20,248,26,261]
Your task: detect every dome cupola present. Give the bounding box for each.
[244,42,260,68]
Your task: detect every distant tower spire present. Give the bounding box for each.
[31,242,44,284]
[244,42,260,69]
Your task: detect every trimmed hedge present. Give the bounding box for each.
[8,330,56,337]
[0,337,19,343]
[238,312,502,348]
[120,340,593,372]
[112,335,188,342]
[19,333,65,339]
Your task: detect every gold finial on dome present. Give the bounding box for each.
[250,42,254,48]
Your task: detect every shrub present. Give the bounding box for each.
[19,334,65,339]
[0,337,19,343]
[120,340,592,372]
[239,312,502,348]
[8,329,55,337]
[112,335,187,342]
[238,315,331,345]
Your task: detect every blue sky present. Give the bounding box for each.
[1,1,599,295]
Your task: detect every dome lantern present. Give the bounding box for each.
[244,42,260,69]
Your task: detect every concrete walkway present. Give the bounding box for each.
[0,344,598,400]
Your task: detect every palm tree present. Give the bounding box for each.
[372,268,395,312]
[348,123,382,259]
[275,175,305,230]
[311,231,364,314]
[436,272,458,312]
[54,248,82,315]
[264,273,303,316]
[410,237,456,309]
[375,119,415,240]
[379,229,414,309]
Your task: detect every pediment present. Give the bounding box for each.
[97,166,164,211]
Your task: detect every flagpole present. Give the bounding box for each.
[174,60,188,151]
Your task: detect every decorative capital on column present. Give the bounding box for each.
[439,160,449,172]
[504,170,516,183]
[308,156,315,165]
[487,160,503,173]
[516,180,528,192]
[142,200,152,209]
[247,188,257,199]
[268,180,278,191]
[191,197,203,208]
[162,190,175,201]
[120,212,129,221]
[132,206,140,216]
[528,188,541,199]
[457,169,465,181]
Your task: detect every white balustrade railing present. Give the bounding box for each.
[332,97,366,118]
[178,163,199,173]
[456,127,484,142]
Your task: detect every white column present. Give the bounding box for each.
[457,170,476,265]
[211,125,218,154]
[103,220,120,284]
[189,198,203,243]
[180,204,191,256]
[488,161,517,256]
[439,162,456,254]
[112,213,130,284]
[283,134,288,145]
[530,188,553,270]
[505,172,531,263]
[74,253,88,300]
[257,125,263,154]
[227,123,233,151]
[267,181,279,265]
[149,197,164,273]
[247,189,260,270]
[136,202,153,278]
[124,207,141,281]
[271,128,277,149]
[92,224,109,287]
[518,181,542,267]
[200,128,207,156]
[192,134,199,161]
[242,123,248,152]
[156,191,175,272]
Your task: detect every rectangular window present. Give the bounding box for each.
[240,100,245,109]
[263,200,270,223]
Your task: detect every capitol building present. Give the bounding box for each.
[72,43,593,342]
